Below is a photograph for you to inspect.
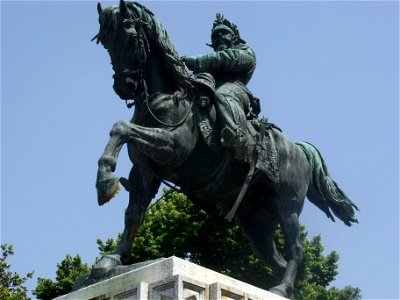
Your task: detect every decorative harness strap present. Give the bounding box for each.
[145,98,193,128]
[225,118,267,222]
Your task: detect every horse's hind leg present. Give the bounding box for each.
[93,165,160,271]
[235,198,287,280]
[117,166,160,264]
[270,194,305,297]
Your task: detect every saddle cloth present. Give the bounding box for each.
[196,105,280,186]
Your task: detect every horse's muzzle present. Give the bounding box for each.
[113,77,138,100]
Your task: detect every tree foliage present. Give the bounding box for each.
[98,190,361,299]
[32,255,89,300]
[0,244,33,300]
[36,189,361,299]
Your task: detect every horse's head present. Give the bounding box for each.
[94,0,149,102]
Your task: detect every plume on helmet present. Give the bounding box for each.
[210,13,246,45]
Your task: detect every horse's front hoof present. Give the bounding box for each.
[269,284,291,298]
[96,176,120,206]
[90,254,122,279]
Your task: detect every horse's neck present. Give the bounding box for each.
[145,50,169,95]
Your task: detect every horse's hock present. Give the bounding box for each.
[56,256,287,300]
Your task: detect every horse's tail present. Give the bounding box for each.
[296,141,359,226]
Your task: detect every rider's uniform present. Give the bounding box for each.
[185,44,256,153]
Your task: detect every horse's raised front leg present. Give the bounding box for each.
[96,120,191,205]
[96,122,128,205]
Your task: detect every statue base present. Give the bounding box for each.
[56,256,287,299]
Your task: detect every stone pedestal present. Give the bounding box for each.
[56,256,287,300]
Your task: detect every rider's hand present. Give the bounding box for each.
[181,56,198,71]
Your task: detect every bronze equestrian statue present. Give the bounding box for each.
[90,1,358,297]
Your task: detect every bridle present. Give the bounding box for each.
[112,69,144,108]
[97,9,150,109]
[98,6,193,126]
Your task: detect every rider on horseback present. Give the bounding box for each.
[183,13,257,160]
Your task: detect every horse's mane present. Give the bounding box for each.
[127,2,193,90]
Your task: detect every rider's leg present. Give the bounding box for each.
[214,83,250,159]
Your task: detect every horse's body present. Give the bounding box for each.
[92,1,358,297]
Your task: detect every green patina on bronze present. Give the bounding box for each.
[88,1,358,297]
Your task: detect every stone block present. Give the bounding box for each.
[56,256,287,300]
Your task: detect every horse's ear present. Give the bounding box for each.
[119,0,128,16]
[97,2,103,15]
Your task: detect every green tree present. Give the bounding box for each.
[327,286,362,300]
[0,244,33,300]
[98,190,361,299]
[32,254,89,300]
[37,189,361,299]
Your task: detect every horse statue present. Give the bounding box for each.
[90,1,358,297]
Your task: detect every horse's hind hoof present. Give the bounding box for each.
[90,254,122,279]
[73,254,122,290]
[96,176,120,206]
[269,284,291,298]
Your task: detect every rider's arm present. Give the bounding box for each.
[184,47,256,74]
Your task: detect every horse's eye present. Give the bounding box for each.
[122,19,134,28]
[126,27,137,36]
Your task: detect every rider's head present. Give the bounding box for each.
[209,13,245,51]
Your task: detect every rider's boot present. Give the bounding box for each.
[215,91,254,163]
[221,127,251,162]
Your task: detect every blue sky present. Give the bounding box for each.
[1,1,399,299]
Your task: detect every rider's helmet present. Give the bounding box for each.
[209,13,246,48]
[194,73,216,96]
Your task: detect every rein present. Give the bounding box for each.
[144,97,193,128]
[125,100,135,109]
[113,70,140,108]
